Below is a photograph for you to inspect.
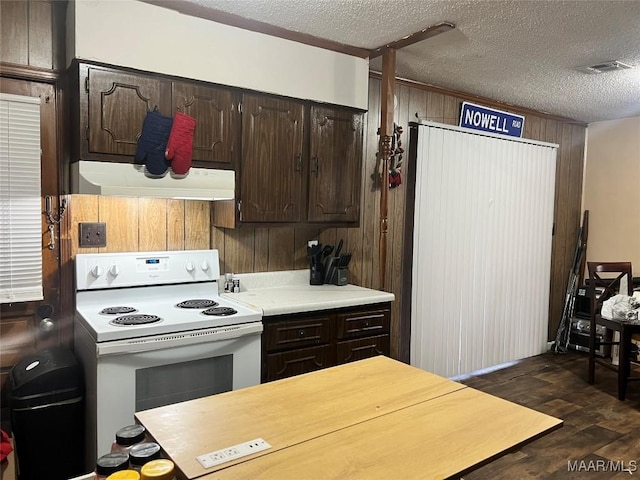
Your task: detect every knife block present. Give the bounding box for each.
[323,257,338,285]
[325,258,348,286]
[335,267,348,286]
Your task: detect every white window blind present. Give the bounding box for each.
[0,93,43,304]
[410,122,558,378]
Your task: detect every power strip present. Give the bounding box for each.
[196,437,272,469]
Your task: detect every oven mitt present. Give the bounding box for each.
[165,111,196,175]
[135,109,173,175]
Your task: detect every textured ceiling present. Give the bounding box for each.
[186,0,640,123]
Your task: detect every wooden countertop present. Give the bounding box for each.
[135,356,562,480]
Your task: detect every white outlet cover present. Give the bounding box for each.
[196,438,272,469]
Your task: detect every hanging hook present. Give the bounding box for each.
[44,195,67,251]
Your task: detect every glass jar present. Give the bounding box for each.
[106,470,141,480]
[95,452,130,480]
[140,459,176,480]
[129,442,161,471]
[112,425,147,453]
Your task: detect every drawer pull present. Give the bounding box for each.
[299,329,305,336]
[364,321,371,327]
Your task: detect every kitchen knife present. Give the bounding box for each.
[339,253,351,267]
[335,239,343,258]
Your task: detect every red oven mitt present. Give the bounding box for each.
[0,430,13,463]
[165,112,196,175]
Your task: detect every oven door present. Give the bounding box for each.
[75,321,262,466]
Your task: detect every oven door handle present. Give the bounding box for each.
[95,322,263,357]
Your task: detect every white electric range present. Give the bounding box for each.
[73,249,263,467]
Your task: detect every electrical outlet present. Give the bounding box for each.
[79,222,107,247]
[196,438,271,469]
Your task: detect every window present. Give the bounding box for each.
[0,93,42,303]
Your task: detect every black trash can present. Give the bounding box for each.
[7,347,85,480]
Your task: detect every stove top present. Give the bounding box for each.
[74,250,262,342]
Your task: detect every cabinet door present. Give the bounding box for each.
[240,94,305,223]
[265,315,332,352]
[336,335,389,364]
[308,107,363,223]
[266,345,332,382]
[172,82,239,166]
[84,66,171,158]
[336,307,390,340]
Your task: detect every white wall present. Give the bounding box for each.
[583,116,640,275]
[67,0,369,110]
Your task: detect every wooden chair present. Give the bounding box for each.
[587,261,640,400]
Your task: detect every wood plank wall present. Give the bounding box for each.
[69,196,211,253]
[68,77,586,363]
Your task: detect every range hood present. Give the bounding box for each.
[71,161,235,200]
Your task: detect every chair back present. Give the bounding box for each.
[587,262,633,315]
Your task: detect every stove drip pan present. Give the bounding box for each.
[201,307,237,316]
[176,299,218,309]
[110,314,163,326]
[100,306,137,315]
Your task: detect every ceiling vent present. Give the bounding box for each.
[580,60,633,74]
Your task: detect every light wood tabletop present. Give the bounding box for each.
[135,356,562,480]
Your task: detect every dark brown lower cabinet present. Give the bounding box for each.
[336,335,390,364]
[261,302,391,382]
[266,345,332,382]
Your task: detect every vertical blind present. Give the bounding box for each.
[410,122,557,378]
[0,93,43,303]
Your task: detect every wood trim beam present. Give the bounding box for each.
[369,22,455,59]
[139,0,371,59]
[379,48,396,290]
[370,71,587,126]
[0,62,60,83]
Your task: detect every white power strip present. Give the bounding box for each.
[196,437,272,469]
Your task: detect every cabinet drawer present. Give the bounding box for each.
[336,335,389,364]
[266,345,332,382]
[336,308,390,340]
[265,316,331,351]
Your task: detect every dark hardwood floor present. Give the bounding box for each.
[460,350,640,479]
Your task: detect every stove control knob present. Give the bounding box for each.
[200,261,209,272]
[91,265,104,278]
[185,262,195,272]
[109,265,120,277]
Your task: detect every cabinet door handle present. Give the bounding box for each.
[311,156,319,176]
[295,154,302,172]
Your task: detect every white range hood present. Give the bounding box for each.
[71,161,235,200]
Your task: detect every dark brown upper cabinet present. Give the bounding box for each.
[79,64,171,160]
[308,106,363,223]
[0,0,66,72]
[71,62,238,168]
[171,82,240,166]
[239,94,306,223]
[213,97,364,227]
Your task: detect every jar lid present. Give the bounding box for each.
[129,442,161,466]
[106,470,141,480]
[96,452,130,475]
[115,424,146,446]
[140,459,175,480]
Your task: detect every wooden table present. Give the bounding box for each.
[135,356,562,480]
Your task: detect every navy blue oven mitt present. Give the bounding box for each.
[135,109,173,175]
